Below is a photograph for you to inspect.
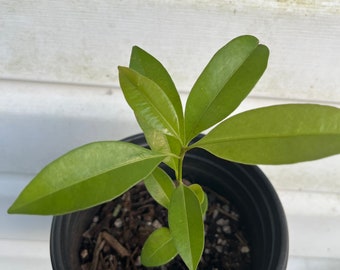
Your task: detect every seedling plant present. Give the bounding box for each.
[8,35,340,270]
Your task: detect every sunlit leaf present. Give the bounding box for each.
[8,142,165,215]
[184,35,269,143]
[141,227,178,267]
[118,66,181,139]
[194,104,340,164]
[144,167,175,209]
[127,47,184,170]
[169,184,204,270]
[129,46,184,128]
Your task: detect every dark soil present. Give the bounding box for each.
[79,182,251,270]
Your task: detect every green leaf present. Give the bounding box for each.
[136,115,182,171]
[189,184,208,215]
[141,227,178,267]
[169,184,204,270]
[118,66,181,139]
[188,184,204,204]
[8,141,165,215]
[194,104,340,164]
[129,46,184,127]
[200,192,208,216]
[128,46,185,171]
[144,167,175,209]
[184,35,269,143]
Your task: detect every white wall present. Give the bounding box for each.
[1,1,340,269]
[2,0,340,102]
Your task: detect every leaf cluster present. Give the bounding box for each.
[8,36,340,269]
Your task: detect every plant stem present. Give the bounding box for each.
[176,147,186,184]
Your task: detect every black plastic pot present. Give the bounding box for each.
[50,134,288,269]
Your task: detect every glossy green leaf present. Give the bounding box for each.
[184,35,269,143]
[128,46,184,171]
[141,227,178,267]
[118,66,181,139]
[129,46,184,128]
[136,115,182,171]
[144,167,175,209]
[194,104,340,164]
[169,184,204,270]
[8,142,165,215]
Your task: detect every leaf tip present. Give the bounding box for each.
[7,205,15,214]
[131,45,143,53]
[7,201,24,215]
